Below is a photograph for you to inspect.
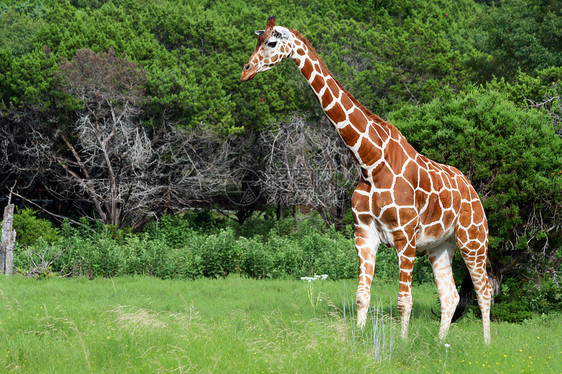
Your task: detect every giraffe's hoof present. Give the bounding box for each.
[356,306,368,329]
[357,314,367,329]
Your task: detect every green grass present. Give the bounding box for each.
[0,276,560,373]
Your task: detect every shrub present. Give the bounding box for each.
[236,215,294,239]
[239,238,273,279]
[492,274,562,323]
[195,228,244,278]
[12,207,60,246]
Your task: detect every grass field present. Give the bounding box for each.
[0,276,560,373]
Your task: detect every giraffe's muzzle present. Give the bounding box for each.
[240,62,258,81]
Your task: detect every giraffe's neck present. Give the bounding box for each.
[289,32,401,173]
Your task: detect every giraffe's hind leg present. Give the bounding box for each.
[457,210,492,344]
[427,240,459,342]
[459,245,491,344]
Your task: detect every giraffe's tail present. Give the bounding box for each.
[451,272,474,323]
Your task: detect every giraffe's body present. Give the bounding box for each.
[242,17,492,344]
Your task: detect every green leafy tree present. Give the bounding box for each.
[0,1,46,57]
[475,0,562,78]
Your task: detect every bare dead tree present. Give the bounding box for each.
[259,116,359,228]
[0,105,54,194]
[149,122,240,214]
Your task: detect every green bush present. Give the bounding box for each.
[12,207,60,246]
[492,275,562,323]
[236,215,294,239]
[144,215,196,248]
[12,214,378,281]
[239,238,272,279]
[197,228,243,278]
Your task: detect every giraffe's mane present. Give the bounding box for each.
[290,29,391,128]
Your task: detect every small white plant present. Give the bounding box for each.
[300,274,329,282]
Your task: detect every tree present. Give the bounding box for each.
[15,48,238,229]
[477,0,562,78]
[53,48,149,227]
[259,116,358,229]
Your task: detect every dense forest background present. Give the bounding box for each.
[0,0,561,319]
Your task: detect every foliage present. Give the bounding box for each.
[0,0,490,131]
[474,0,562,78]
[302,0,483,114]
[10,215,361,281]
[0,1,46,57]
[0,0,556,132]
[492,275,562,323]
[487,67,562,131]
[11,212,442,291]
[11,207,61,247]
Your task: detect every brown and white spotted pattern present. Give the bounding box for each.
[241,17,492,344]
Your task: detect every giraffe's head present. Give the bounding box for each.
[240,16,293,81]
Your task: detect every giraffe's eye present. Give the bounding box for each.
[267,41,277,48]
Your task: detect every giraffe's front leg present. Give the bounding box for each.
[354,225,380,328]
[394,233,416,339]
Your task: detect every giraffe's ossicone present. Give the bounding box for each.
[241,16,492,344]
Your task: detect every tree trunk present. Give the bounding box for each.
[1,204,16,275]
[334,197,347,232]
[291,206,298,232]
[276,201,284,220]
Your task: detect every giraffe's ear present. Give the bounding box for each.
[255,30,265,36]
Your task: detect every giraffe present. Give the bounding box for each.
[241,16,492,344]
